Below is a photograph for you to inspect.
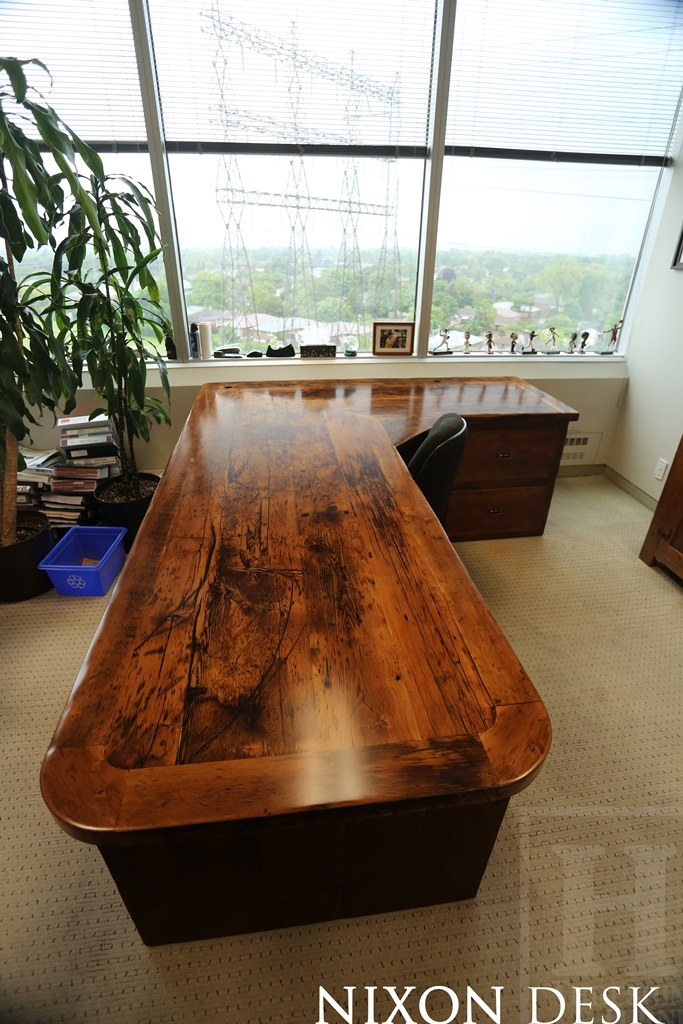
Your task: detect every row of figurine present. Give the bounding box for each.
[432,321,623,355]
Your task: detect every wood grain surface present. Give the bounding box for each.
[640,430,683,577]
[42,378,554,847]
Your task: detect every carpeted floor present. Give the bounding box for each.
[1,476,681,1024]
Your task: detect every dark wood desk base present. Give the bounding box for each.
[102,798,508,946]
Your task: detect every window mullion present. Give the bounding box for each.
[128,0,190,361]
[414,0,457,357]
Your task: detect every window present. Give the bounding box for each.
[432,0,683,353]
[148,0,435,351]
[3,0,683,359]
[432,159,659,349]
[168,154,423,351]
[2,0,146,141]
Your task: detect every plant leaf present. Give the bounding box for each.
[0,188,27,260]
[0,57,29,103]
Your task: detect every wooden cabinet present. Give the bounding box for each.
[446,415,575,542]
[364,376,578,544]
[640,432,683,580]
[448,484,552,540]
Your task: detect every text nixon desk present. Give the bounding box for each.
[41,379,558,945]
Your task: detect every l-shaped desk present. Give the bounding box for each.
[41,377,577,945]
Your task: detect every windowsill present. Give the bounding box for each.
[137,351,628,387]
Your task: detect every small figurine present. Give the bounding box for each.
[510,331,519,354]
[604,320,623,347]
[580,331,590,353]
[548,326,557,347]
[524,329,538,353]
[433,328,452,354]
[568,332,577,354]
[486,331,494,354]
[463,331,471,353]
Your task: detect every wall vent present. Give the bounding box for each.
[560,432,602,465]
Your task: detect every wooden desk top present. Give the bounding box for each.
[41,378,552,845]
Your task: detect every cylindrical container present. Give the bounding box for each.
[0,511,53,602]
[189,323,199,359]
[94,473,160,553]
[198,323,213,359]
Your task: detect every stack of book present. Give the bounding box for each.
[42,415,121,529]
[16,482,42,511]
[40,492,98,529]
[58,414,119,465]
[17,450,62,512]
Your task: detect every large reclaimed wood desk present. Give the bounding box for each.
[41,378,573,945]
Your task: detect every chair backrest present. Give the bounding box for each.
[407,413,468,527]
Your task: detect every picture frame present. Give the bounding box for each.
[672,224,683,269]
[372,321,415,356]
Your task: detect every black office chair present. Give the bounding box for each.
[403,413,468,527]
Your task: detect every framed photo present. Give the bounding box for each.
[673,224,683,269]
[372,321,415,356]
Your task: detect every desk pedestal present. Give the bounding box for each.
[102,798,508,946]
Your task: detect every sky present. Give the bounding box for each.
[105,149,659,258]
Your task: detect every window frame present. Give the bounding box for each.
[120,0,672,361]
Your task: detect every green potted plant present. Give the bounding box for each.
[0,57,103,600]
[45,170,172,550]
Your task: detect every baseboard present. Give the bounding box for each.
[557,463,605,478]
[603,466,657,511]
[557,463,658,511]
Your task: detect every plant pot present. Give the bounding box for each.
[94,473,159,552]
[0,510,54,602]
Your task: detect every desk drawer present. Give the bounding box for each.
[446,485,549,541]
[457,428,561,484]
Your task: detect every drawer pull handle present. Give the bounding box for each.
[497,451,513,460]
[488,507,504,516]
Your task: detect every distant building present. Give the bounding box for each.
[492,302,519,327]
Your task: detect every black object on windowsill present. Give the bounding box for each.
[300,344,336,358]
[266,343,295,358]
[214,347,242,358]
[165,335,177,360]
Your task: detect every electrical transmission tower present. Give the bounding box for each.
[367,89,403,323]
[281,24,317,331]
[203,2,403,345]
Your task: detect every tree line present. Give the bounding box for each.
[181,246,633,343]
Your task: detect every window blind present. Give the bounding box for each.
[147,0,437,147]
[4,0,682,158]
[1,0,147,143]
[447,0,683,157]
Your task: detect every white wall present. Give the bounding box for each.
[28,357,627,472]
[608,122,683,499]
